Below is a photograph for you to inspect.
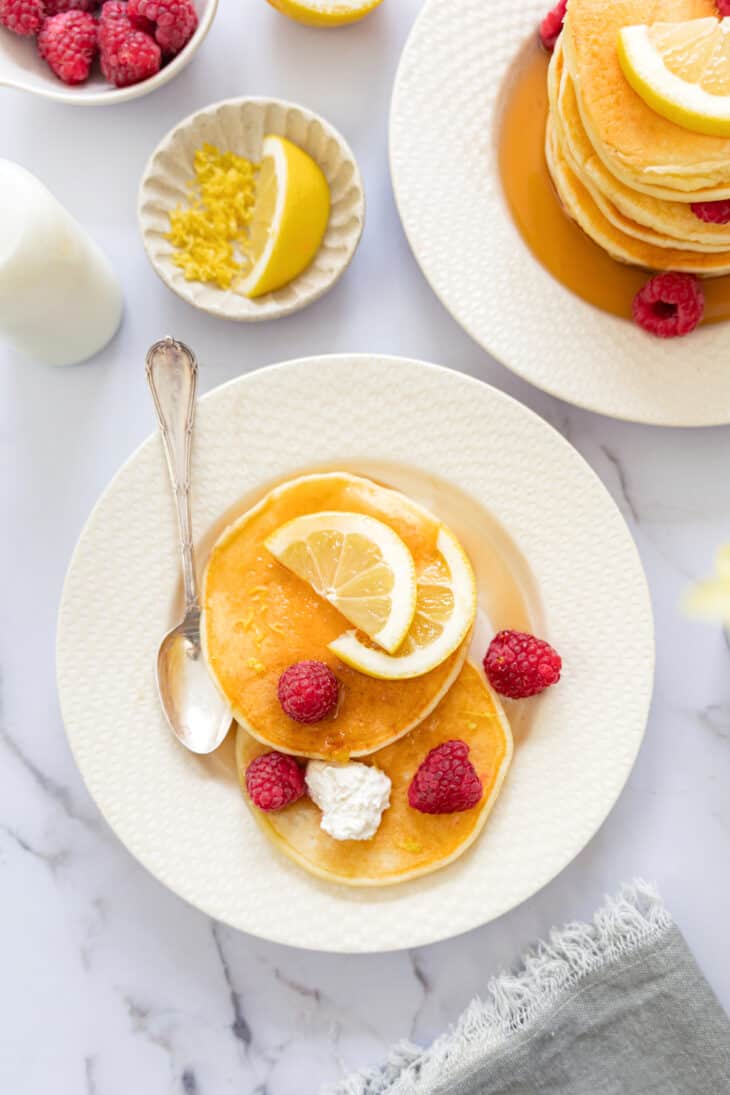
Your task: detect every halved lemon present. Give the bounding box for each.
[329,526,477,680]
[266,0,384,28]
[265,511,417,653]
[238,134,330,299]
[618,18,730,137]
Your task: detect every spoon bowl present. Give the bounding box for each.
[156,608,231,755]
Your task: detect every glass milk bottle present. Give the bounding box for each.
[0,159,122,366]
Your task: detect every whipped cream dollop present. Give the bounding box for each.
[305,760,391,841]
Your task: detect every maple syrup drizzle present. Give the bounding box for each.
[497,38,730,325]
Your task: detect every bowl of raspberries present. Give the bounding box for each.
[0,0,216,102]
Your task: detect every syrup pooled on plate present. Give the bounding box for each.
[497,38,730,325]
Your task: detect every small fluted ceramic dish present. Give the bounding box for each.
[0,0,217,105]
[138,98,366,321]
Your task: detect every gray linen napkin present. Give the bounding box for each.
[329,882,730,1095]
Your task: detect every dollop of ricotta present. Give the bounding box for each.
[305,760,391,841]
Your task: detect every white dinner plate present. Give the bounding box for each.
[389,0,730,427]
[57,355,653,951]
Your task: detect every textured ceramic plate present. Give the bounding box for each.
[390,0,730,426]
[138,98,365,321]
[57,355,653,952]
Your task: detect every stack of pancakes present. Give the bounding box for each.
[547,0,730,273]
[203,472,514,886]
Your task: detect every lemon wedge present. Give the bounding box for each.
[618,18,730,137]
[238,134,330,299]
[265,512,417,653]
[328,527,477,680]
[266,0,384,27]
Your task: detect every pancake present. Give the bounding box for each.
[202,472,469,761]
[563,0,730,199]
[551,40,730,249]
[546,117,730,273]
[549,44,693,249]
[235,661,513,887]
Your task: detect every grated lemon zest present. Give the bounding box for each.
[167,144,258,290]
[246,657,266,674]
[396,838,423,854]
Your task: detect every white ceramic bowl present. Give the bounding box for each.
[137,97,366,321]
[0,0,217,106]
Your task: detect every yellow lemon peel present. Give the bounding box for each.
[167,144,258,290]
[266,0,383,27]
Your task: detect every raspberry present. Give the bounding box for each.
[0,0,44,36]
[278,660,340,724]
[691,200,730,224]
[246,752,306,812]
[128,0,197,55]
[484,630,562,699]
[632,272,704,338]
[717,0,730,14]
[539,0,567,51]
[100,22,160,85]
[98,0,132,48]
[99,0,160,85]
[101,0,153,38]
[408,740,483,815]
[45,0,98,15]
[38,10,97,84]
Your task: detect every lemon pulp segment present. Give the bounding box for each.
[265,511,417,653]
[329,526,477,679]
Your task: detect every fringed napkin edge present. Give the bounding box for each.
[327,880,672,1095]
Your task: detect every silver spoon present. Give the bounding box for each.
[146,336,232,754]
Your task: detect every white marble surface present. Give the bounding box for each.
[1,1,730,1091]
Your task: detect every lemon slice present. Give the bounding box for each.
[618,18,730,137]
[329,527,477,680]
[239,135,330,299]
[266,0,384,28]
[265,512,417,653]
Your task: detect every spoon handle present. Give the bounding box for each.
[145,337,199,614]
